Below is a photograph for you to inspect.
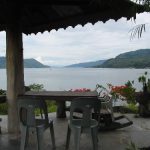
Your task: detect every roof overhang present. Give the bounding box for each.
[0,0,148,34]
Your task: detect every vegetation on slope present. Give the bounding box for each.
[98,49,150,68]
[0,57,49,68]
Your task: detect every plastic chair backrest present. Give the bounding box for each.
[70,97,100,128]
[18,98,48,127]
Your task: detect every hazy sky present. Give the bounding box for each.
[0,12,150,66]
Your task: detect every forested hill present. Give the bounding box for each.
[98,49,150,68]
[0,57,49,68]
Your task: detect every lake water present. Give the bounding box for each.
[0,68,150,91]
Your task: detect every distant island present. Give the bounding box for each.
[0,57,49,68]
[66,49,150,69]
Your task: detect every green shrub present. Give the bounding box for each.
[46,101,57,113]
[126,103,138,114]
[124,80,136,104]
[28,83,44,91]
[0,89,6,95]
[138,71,150,92]
[113,103,138,114]
[34,101,57,116]
[47,104,57,113]
[0,85,57,115]
[0,89,7,115]
[0,103,8,115]
[27,84,57,114]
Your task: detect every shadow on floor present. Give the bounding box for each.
[0,113,150,150]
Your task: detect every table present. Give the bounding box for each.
[19,91,98,118]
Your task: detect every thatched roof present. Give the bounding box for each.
[0,0,147,34]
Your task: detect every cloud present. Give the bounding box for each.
[1,13,150,66]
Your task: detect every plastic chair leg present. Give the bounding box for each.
[66,125,71,150]
[91,127,98,150]
[20,126,28,150]
[74,127,81,150]
[36,128,44,150]
[50,122,56,149]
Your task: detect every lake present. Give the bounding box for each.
[0,68,150,91]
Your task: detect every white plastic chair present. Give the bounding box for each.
[66,97,101,150]
[18,98,55,150]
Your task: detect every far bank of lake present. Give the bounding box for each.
[0,68,149,91]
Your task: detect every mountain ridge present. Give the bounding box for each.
[98,49,150,68]
[0,57,49,68]
[65,49,150,68]
[1,49,149,69]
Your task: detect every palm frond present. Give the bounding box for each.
[130,24,146,40]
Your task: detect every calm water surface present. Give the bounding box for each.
[0,68,150,91]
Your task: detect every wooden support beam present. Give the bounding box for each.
[6,22,24,135]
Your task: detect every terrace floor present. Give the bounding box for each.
[0,113,150,150]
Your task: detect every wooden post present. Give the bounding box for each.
[6,22,24,135]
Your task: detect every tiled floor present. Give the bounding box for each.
[0,113,150,150]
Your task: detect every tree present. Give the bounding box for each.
[130,0,150,39]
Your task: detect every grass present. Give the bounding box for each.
[113,103,138,114]
[0,100,57,115]
[0,84,57,115]
[0,100,138,115]
[0,103,8,115]
[46,100,57,113]
[126,141,150,150]
[125,103,138,114]
[0,89,7,114]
